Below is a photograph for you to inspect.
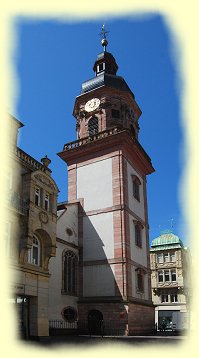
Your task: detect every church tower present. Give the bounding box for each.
[58,27,155,335]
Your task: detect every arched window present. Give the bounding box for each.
[88,117,98,136]
[63,251,78,295]
[28,235,40,265]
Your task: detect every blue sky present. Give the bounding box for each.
[13,15,185,245]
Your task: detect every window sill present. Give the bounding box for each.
[135,244,142,249]
[61,290,77,296]
[136,289,144,294]
[133,196,140,202]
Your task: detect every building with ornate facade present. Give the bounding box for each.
[150,231,190,331]
[7,115,59,339]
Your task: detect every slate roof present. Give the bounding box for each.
[81,72,135,98]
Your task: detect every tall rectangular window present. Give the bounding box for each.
[171,294,178,302]
[164,270,170,282]
[88,117,98,136]
[44,193,50,211]
[164,253,169,262]
[158,271,163,283]
[161,294,169,303]
[171,270,176,282]
[132,175,141,201]
[137,272,144,292]
[28,236,40,266]
[35,187,41,206]
[170,252,176,262]
[157,253,163,263]
[135,224,142,247]
[133,180,140,201]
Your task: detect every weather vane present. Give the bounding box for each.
[99,24,109,52]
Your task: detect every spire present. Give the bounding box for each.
[100,24,109,52]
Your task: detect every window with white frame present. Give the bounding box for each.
[34,187,41,206]
[97,63,105,72]
[170,252,176,262]
[158,269,177,283]
[28,235,40,265]
[164,270,170,282]
[171,270,176,282]
[44,193,50,211]
[163,253,169,262]
[157,251,176,263]
[158,271,164,283]
[157,253,163,263]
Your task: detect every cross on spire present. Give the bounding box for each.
[100,24,109,39]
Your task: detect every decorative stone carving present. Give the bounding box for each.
[34,173,55,190]
[39,211,49,224]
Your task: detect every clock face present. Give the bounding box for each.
[85,98,100,112]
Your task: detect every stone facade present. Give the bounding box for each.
[150,231,190,331]
[7,115,59,339]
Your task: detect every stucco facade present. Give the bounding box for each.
[48,202,79,334]
[7,115,59,339]
[57,39,155,335]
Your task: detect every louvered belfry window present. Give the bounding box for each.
[88,117,98,136]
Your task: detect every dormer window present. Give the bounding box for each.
[97,63,104,73]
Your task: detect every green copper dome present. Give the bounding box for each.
[150,230,184,251]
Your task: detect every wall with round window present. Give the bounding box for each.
[61,307,77,322]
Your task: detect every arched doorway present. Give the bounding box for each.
[88,310,103,335]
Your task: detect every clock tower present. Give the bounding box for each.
[58,28,155,335]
